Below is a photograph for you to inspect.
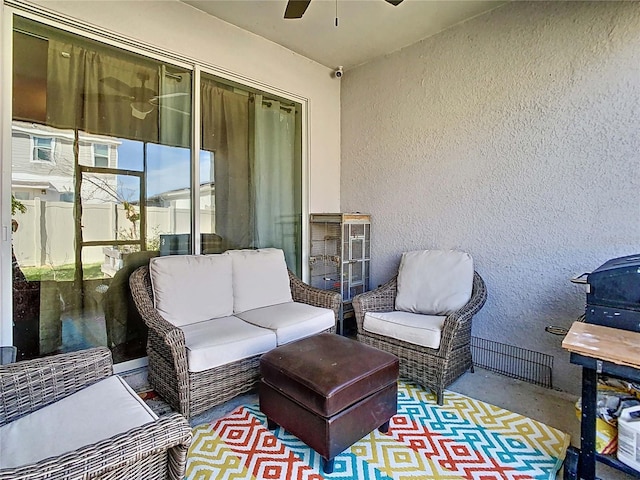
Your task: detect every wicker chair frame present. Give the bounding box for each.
[130,265,341,419]
[0,347,192,480]
[353,272,487,405]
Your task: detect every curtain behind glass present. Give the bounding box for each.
[46,40,85,129]
[47,38,159,144]
[253,95,297,267]
[159,67,191,148]
[201,81,251,249]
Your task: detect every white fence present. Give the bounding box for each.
[12,199,214,267]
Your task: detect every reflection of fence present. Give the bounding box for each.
[12,199,214,267]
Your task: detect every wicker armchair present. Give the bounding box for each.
[353,271,487,405]
[130,265,340,419]
[0,347,192,480]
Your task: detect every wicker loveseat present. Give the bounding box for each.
[0,347,191,480]
[353,250,487,405]
[130,248,341,419]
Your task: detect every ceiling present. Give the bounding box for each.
[182,0,507,70]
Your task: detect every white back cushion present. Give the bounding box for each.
[149,254,233,326]
[395,250,474,315]
[228,248,293,313]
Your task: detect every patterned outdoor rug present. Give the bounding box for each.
[186,382,570,479]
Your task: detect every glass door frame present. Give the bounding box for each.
[0,2,311,368]
[1,6,13,352]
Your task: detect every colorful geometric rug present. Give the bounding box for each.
[185,382,570,479]
[137,389,174,416]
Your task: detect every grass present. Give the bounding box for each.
[20,262,104,282]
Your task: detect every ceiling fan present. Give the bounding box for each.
[98,73,189,120]
[284,0,404,19]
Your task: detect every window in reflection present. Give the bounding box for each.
[11,17,191,363]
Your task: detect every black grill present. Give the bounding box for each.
[582,254,640,332]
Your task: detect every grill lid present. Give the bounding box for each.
[587,254,640,311]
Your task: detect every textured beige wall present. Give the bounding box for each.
[341,1,640,394]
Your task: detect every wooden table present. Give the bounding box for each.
[562,322,640,480]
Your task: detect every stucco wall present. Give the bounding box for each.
[341,1,640,394]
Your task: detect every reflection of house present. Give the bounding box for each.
[147,182,215,210]
[11,121,121,204]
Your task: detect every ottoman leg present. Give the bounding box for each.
[322,457,335,474]
[378,420,390,434]
[267,418,278,430]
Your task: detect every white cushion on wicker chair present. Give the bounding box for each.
[395,250,473,315]
[0,375,157,469]
[182,315,277,372]
[363,311,446,349]
[229,248,293,313]
[236,302,335,345]
[150,254,233,326]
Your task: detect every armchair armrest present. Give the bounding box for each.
[0,347,112,426]
[129,266,190,414]
[352,276,398,333]
[288,270,341,323]
[354,272,487,347]
[438,272,488,355]
[0,413,192,480]
[129,267,188,361]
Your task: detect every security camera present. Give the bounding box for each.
[334,66,343,78]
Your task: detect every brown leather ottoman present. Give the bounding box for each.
[259,333,399,474]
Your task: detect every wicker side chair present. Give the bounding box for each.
[0,347,192,480]
[353,271,487,405]
[130,265,340,419]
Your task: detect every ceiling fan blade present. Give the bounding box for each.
[153,92,190,100]
[149,93,190,116]
[156,104,191,116]
[99,76,135,98]
[82,92,130,103]
[284,0,311,19]
[384,0,404,5]
[100,75,159,103]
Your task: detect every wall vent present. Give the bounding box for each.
[470,336,554,389]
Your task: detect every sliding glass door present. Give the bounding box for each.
[8,15,303,364]
[11,17,192,363]
[199,74,302,273]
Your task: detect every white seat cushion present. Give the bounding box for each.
[395,249,474,315]
[228,248,293,313]
[363,311,446,349]
[181,315,277,372]
[236,302,335,345]
[0,375,157,469]
[149,254,233,327]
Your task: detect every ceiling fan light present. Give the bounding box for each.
[131,101,153,120]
